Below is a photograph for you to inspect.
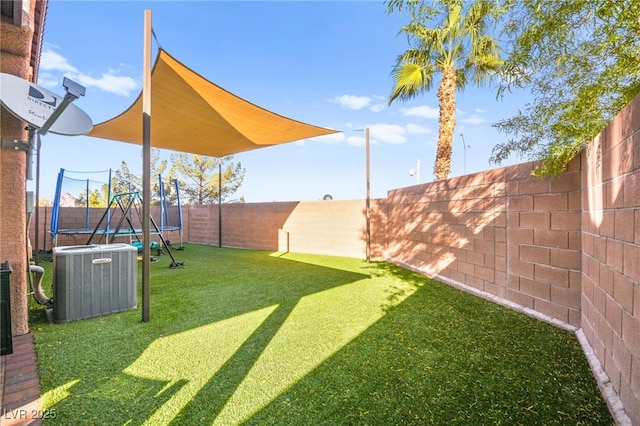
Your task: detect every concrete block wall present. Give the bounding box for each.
[505,159,583,326]
[279,200,370,258]
[43,199,376,260]
[384,170,509,298]
[581,92,640,424]
[221,202,298,251]
[40,199,380,261]
[383,159,582,328]
[30,205,180,250]
[184,200,373,259]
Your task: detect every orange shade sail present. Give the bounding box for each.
[88,49,339,156]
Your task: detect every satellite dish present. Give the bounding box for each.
[0,73,93,135]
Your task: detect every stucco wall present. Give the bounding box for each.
[0,1,43,336]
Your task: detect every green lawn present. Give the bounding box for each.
[29,244,613,425]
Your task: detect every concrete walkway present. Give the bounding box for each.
[1,334,42,426]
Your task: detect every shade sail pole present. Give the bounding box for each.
[142,9,152,322]
[218,158,222,248]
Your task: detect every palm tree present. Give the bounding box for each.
[388,0,505,180]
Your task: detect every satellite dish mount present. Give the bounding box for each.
[38,77,86,135]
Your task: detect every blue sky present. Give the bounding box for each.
[30,0,529,203]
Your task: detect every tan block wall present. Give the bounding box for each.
[45,199,379,260]
[279,200,369,258]
[31,204,182,250]
[505,160,583,326]
[384,170,509,298]
[383,158,582,327]
[581,92,640,424]
[184,200,379,259]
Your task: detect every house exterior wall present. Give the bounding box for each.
[0,0,48,336]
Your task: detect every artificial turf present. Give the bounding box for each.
[29,244,613,425]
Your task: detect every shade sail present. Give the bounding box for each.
[88,49,339,156]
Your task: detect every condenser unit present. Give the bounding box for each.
[53,244,137,323]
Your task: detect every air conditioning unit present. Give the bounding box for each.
[53,244,138,323]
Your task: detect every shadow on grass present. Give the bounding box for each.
[30,246,611,425]
[246,279,612,425]
[31,246,374,425]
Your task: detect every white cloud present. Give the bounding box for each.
[333,95,371,110]
[368,123,407,144]
[316,123,430,146]
[313,132,346,144]
[346,135,366,146]
[40,50,78,73]
[406,123,431,134]
[460,114,485,125]
[475,108,487,113]
[37,72,60,88]
[370,103,385,112]
[74,73,139,97]
[38,47,139,97]
[400,105,439,119]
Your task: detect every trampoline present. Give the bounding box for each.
[50,169,183,247]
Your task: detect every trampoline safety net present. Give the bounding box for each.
[50,168,183,246]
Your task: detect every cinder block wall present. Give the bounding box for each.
[39,199,380,260]
[185,202,297,249]
[581,93,640,423]
[278,200,370,258]
[384,169,509,298]
[184,200,376,259]
[504,160,583,326]
[222,202,299,251]
[383,157,582,327]
[31,205,180,250]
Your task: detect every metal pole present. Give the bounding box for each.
[218,158,222,248]
[142,9,152,322]
[365,128,371,263]
[460,133,467,175]
[85,178,89,229]
[34,133,41,264]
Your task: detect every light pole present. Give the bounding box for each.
[409,159,420,184]
[460,133,469,175]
